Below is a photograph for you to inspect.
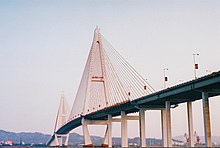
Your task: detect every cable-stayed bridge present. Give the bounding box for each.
[47,28,220,147]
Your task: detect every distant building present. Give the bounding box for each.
[5,140,13,145]
[172,139,185,146]
[0,141,4,145]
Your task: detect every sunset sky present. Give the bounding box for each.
[0,0,220,139]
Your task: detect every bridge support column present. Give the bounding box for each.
[54,133,69,146]
[108,115,112,147]
[202,92,212,147]
[81,118,92,146]
[139,109,146,147]
[64,133,69,146]
[54,134,61,146]
[187,101,194,147]
[103,115,112,147]
[121,111,128,147]
[161,109,167,147]
[103,126,109,146]
[165,101,172,147]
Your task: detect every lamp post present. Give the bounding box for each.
[193,53,199,79]
[163,68,168,89]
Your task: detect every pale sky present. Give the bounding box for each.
[0,0,220,139]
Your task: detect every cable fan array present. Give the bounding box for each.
[69,28,155,121]
[54,93,70,132]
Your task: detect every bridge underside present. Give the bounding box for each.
[48,71,220,145]
[136,71,220,106]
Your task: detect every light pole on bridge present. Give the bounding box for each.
[163,68,168,89]
[193,53,199,79]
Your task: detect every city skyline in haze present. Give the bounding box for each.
[0,0,220,139]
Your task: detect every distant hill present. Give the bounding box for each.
[0,129,162,145]
[1,129,219,146]
[0,130,51,144]
[0,130,85,145]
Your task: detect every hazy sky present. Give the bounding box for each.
[0,0,220,139]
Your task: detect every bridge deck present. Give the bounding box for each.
[48,71,220,144]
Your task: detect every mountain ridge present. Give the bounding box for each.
[1,129,220,145]
[0,129,162,145]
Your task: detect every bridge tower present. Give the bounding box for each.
[68,27,155,147]
[49,92,70,146]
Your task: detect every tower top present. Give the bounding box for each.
[95,26,100,34]
[69,28,155,119]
